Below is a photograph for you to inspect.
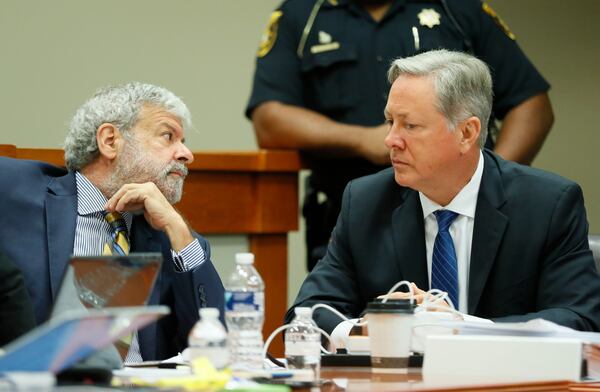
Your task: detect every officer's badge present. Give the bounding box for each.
[310,30,340,54]
[417,8,441,28]
[482,2,516,40]
[257,10,283,58]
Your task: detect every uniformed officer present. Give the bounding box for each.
[245,0,554,271]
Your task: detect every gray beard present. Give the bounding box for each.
[102,142,187,205]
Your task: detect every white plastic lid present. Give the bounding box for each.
[294,307,313,317]
[235,252,255,265]
[199,307,220,319]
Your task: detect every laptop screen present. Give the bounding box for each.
[52,253,162,315]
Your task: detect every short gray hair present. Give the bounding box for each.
[64,82,192,171]
[388,49,492,148]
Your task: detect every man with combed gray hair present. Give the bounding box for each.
[286,49,600,348]
[0,82,225,362]
[387,49,493,149]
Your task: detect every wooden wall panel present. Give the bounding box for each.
[249,234,289,358]
[0,144,16,157]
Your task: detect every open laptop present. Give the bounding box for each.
[0,253,165,373]
[0,306,169,373]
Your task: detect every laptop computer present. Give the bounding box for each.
[0,306,169,373]
[0,253,165,373]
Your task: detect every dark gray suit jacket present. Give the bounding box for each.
[0,157,225,360]
[287,151,600,333]
[0,251,35,346]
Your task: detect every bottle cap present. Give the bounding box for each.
[294,307,313,317]
[235,252,255,265]
[199,307,220,319]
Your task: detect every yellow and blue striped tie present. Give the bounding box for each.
[102,211,142,362]
[102,211,130,256]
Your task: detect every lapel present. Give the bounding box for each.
[130,216,163,360]
[45,172,78,299]
[130,214,163,263]
[391,187,429,290]
[468,151,508,314]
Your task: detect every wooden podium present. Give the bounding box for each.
[1,145,302,356]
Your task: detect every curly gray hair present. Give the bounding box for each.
[388,49,493,148]
[64,82,192,171]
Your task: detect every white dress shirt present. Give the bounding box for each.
[419,150,484,313]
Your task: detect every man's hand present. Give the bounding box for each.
[357,124,391,165]
[377,282,451,311]
[105,182,194,251]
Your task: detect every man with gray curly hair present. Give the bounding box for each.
[287,50,600,348]
[0,82,224,363]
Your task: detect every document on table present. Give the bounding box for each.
[441,318,600,343]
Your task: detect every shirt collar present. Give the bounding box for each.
[419,151,484,219]
[75,172,132,230]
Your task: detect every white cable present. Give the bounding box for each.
[261,318,336,368]
[381,280,415,304]
[317,327,334,354]
[262,324,292,369]
[422,288,456,310]
[310,303,368,354]
[418,289,463,318]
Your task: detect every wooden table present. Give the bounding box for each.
[314,367,597,391]
[0,145,302,357]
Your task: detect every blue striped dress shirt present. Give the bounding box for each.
[73,172,205,362]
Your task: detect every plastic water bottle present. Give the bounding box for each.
[285,307,321,379]
[224,252,265,370]
[188,307,229,370]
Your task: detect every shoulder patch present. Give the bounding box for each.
[482,2,516,40]
[257,10,283,58]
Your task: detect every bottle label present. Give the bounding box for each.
[225,291,264,312]
[285,340,321,356]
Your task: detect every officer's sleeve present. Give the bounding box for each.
[464,0,550,119]
[245,2,306,119]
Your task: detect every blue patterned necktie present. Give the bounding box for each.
[431,210,459,308]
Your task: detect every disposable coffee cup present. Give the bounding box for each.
[366,299,415,372]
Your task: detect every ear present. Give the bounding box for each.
[96,123,122,161]
[459,116,481,153]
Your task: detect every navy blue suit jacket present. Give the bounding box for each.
[287,151,600,333]
[0,157,225,360]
